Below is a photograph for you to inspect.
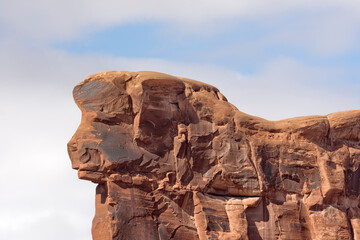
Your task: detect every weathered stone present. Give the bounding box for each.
[68,71,360,240]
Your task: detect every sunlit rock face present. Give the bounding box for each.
[68,71,360,240]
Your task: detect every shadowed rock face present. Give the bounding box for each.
[68,71,360,240]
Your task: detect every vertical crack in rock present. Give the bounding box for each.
[68,71,360,240]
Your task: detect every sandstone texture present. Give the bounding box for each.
[68,71,360,240]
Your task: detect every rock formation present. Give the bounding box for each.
[68,71,360,240]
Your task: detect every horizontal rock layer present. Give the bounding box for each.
[68,71,360,240]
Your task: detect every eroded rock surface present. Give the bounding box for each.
[68,71,360,240]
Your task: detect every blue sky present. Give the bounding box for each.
[0,1,359,239]
[53,14,360,75]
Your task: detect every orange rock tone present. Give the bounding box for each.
[68,71,360,240]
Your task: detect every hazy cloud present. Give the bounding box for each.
[1,0,360,56]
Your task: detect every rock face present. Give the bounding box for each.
[68,71,360,240]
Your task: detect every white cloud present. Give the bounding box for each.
[0,74,95,240]
[231,57,360,119]
[1,0,360,56]
[266,8,360,56]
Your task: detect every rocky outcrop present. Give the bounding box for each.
[68,71,360,240]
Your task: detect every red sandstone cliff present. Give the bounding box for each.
[68,71,360,240]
